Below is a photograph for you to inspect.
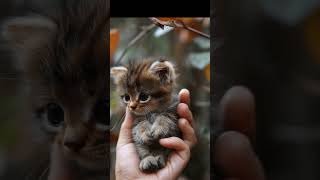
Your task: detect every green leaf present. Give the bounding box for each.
[188,52,210,70]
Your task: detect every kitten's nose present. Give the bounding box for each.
[130,104,137,110]
[129,102,138,110]
[63,126,86,152]
[64,140,84,152]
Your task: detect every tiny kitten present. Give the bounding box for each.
[111,58,181,172]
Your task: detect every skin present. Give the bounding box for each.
[115,89,197,180]
[213,86,266,180]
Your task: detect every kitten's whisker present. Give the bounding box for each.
[0,78,18,80]
[110,112,125,132]
[38,166,49,180]
[82,143,107,151]
[0,73,19,80]
[24,158,49,180]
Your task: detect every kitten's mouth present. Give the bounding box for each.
[131,109,149,116]
[131,111,145,116]
[63,144,108,172]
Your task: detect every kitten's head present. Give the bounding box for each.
[2,0,109,174]
[111,58,177,116]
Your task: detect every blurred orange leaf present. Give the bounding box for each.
[179,29,198,44]
[158,17,193,24]
[304,10,320,63]
[178,21,202,44]
[204,64,210,81]
[110,29,120,60]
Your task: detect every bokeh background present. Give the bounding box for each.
[110,18,210,180]
[214,0,320,179]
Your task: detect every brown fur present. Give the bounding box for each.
[2,0,109,179]
[111,58,181,172]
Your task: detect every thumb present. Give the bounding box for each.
[116,108,134,148]
[214,131,265,180]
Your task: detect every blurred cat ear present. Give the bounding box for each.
[149,60,176,84]
[1,15,57,49]
[111,66,127,84]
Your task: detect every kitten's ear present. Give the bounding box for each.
[149,60,176,84]
[110,66,128,84]
[1,15,57,48]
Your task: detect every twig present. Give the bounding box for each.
[116,23,157,63]
[149,17,210,39]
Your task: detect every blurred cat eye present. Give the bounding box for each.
[122,94,130,103]
[46,103,64,126]
[139,92,150,103]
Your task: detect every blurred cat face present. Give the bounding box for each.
[34,75,108,171]
[1,0,108,175]
[111,59,176,116]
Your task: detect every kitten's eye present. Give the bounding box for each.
[47,103,64,126]
[122,94,130,103]
[139,92,150,103]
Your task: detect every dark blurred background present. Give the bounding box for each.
[214,0,320,179]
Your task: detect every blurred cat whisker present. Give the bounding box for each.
[82,143,107,152]
[0,78,18,80]
[95,123,110,132]
[110,112,125,132]
[38,166,49,180]
[24,158,49,180]
[0,73,19,80]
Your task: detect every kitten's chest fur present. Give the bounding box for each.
[132,96,181,143]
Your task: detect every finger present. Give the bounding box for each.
[116,108,134,148]
[177,103,194,127]
[159,137,190,169]
[158,137,191,180]
[178,118,197,148]
[160,137,190,159]
[213,131,265,180]
[179,88,190,106]
[219,86,256,141]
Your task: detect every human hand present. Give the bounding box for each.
[213,86,266,180]
[115,89,197,180]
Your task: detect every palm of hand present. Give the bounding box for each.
[116,141,183,180]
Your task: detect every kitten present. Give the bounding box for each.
[1,0,109,179]
[111,58,181,172]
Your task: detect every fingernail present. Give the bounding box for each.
[179,118,187,125]
[180,88,189,94]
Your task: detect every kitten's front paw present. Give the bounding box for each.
[139,155,166,172]
[139,131,153,145]
[150,125,167,140]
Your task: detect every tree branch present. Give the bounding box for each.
[116,23,157,63]
[149,17,210,39]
